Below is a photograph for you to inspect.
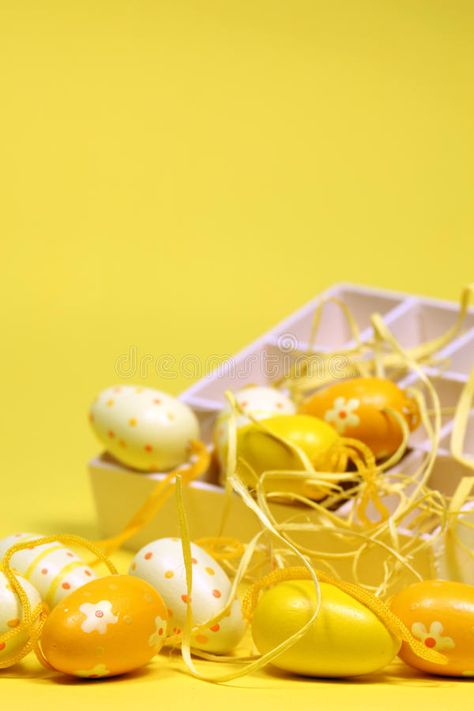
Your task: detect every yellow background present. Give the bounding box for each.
[0,0,473,707]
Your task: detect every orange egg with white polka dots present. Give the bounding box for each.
[299,377,420,459]
[40,575,168,678]
[130,538,246,654]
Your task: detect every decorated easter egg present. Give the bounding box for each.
[130,538,246,653]
[299,377,420,458]
[213,386,296,470]
[40,575,168,678]
[252,580,400,677]
[89,385,200,472]
[390,580,474,677]
[235,414,340,493]
[0,572,42,661]
[0,533,96,607]
[433,502,474,585]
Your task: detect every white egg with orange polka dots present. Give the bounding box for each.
[0,533,97,607]
[129,537,246,653]
[213,385,296,474]
[0,571,42,661]
[89,385,200,472]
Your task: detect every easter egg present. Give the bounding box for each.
[299,377,420,458]
[252,580,400,677]
[89,385,200,472]
[40,575,168,678]
[0,572,42,661]
[130,538,246,653]
[390,580,474,677]
[213,386,296,471]
[235,414,340,493]
[0,533,96,606]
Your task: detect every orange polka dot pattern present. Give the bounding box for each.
[89,385,200,472]
[129,538,247,654]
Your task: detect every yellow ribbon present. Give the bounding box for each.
[96,440,210,556]
[451,366,474,470]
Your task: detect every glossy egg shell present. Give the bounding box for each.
[299,377,420,458]
[235,414,339,492]
[89,385,200,472]
[130,538,246,653]
[0,533,96,606]
[40,575,168,678]
[252,580,400,677]
[0,572,42,661]
[213,386,296,474]
[390,580,474,677]
[190,598,246,654]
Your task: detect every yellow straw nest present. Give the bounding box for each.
[214,284,474,599]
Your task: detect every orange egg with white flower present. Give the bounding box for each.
[299,377,420,459]
[390,580,474,677]
[40,575,168,678]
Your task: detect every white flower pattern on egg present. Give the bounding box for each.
[75,663,110,678]
[324,397,360,434]
[148,615,167,647]
[79,600,118,635]
[411,621,455,651]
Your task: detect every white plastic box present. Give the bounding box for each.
[89,284,474,577]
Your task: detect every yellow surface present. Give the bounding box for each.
[0,0,473,707]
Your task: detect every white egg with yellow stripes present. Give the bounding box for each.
[129,537,246,653]
[0,572,42,660]
[0,533,96,607]
[89,385,200,472]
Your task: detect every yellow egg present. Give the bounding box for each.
[40,575,168,678]
[251,580,400,677]
[235,414,340,494]
[213,386,296,475]
[0,572,42,661]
